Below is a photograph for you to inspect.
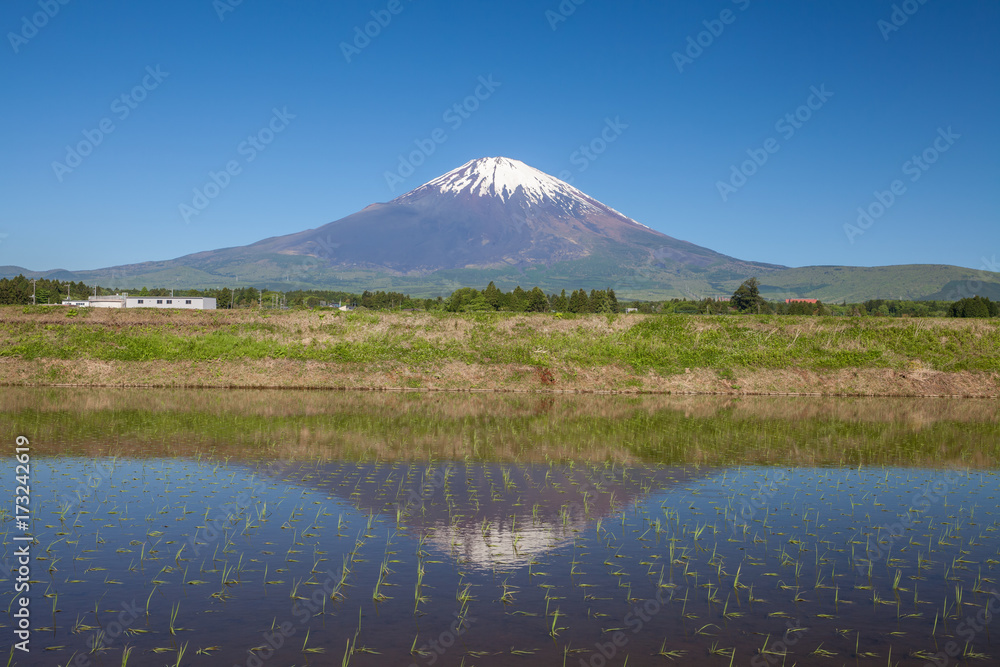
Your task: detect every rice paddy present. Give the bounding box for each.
[1,389,998,665]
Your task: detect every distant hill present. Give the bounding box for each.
[5,157,999,301]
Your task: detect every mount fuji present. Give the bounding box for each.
[7,157,999,301]
[258,156,770,276]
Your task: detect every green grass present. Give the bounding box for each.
[2,310,997,374]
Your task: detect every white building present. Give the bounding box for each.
[61,295,216,310]
[125,296,216,310]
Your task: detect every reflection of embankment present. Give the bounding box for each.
[266,461,706,570]
[6,386,998,424]
[3,387,998,466]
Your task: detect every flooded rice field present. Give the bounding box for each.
[2,388,999,666]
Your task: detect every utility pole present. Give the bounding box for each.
[31,279,36,305]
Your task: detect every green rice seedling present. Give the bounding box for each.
[810,643,837,657]
[707,641,733,658]
[373,555,391,602]
[88,630,107,655]
[722,594,742,619]
[172,643,188,667]
[757,634,788,659]
[168,602,181,636]
[549,607,565,638]
[289,577,307,601]
[695,624,720,637]
[302,628,326,654]
[656,640,686,660]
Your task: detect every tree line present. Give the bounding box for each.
[1,273,995,317]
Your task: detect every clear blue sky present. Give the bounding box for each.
[2,0,997,273]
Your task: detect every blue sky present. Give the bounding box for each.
[1,0,997,273]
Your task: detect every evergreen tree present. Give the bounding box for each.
[509,286,528,312]
[731,277,764,313]
[552,289,569,312]
[483,281,502,310]
[527,286,548,312]
[950,296,996,318]
[568,289,589,313]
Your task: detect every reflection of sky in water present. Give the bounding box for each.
[669,466,998,607]
[4,457,999,666]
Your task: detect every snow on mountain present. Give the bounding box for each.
[408,157,576,205]
[395,157,650,229]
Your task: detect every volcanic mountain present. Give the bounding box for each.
[7,157,1000,300]
[255,156,775,277]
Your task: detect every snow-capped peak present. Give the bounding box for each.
[393,157,650,229]
[418,157,579,205]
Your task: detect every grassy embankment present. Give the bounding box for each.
[0,306,998,396]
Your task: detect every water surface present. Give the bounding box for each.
[1,389,998,666]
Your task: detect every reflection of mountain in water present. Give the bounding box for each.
[266,461,705,571]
